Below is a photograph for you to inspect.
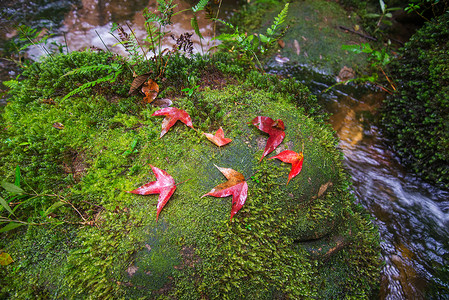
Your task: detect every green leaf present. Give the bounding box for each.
[259,34,269,43]
[14,165,21,188]
[191,16,203,40]
[1,181,24,194]
[379,0,386,14]
[0,222,24,233]
[45,201,66,216]
[0,196,14,216]
[0,252,14,266]
[364,13,381,18]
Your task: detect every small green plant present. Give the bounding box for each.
[110,0,209,78]
[182,85,200,97]
[0,167,91,233]
[405,0,449,22]
[363,0,401,33]
[326,42,396,93]
[215,3,289,70]
[122,139,139,157]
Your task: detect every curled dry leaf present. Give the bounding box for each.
[252,116,286,161]
[141,79,159,103]
[152,107,194,138]
[126,165,176,220]
[128,73,152,95]
[203,127,232,147]
[202,165,248,220]
[152,98,173,108]
[269,150,304,185]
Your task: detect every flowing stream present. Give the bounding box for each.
[1,0,448,298]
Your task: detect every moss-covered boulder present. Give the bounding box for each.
[381,12,449,188]
[0,51,380,299]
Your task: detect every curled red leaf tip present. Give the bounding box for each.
[203,127,232,147]
[252,116,286,161]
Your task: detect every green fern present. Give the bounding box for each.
[259,3,289,48]
[60,63,123,101]
[192,0,208,13]
[2,79,21,90]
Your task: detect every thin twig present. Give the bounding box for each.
[96,30,111,52]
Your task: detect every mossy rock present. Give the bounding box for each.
[381,12,449,188]
[0,51,380,299]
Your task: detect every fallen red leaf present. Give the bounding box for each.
[203,127,232,147]
[152,107,194,138]
[202,165,248,220]
[252,116,286,161]
[269,150,304,185]
[126,165,176,220]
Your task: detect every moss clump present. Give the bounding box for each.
[1,50,380,299]
[381,12,449,188]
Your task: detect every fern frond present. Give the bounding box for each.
[191,16,203,39]
[2,80,20,90]
[62,64,119,77]
[192,0,209,13]
[61,74,116,101]
[273,3,289,32]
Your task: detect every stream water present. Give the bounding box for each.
[1,0,448,298]
[275,69,449,299]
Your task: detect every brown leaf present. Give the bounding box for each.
[278,40,285,48]
[142,79,159,103]
[152,98,173,108]
[318,181,333,198]
[128,73,152,95]
[52,122,64,130]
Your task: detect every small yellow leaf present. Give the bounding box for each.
[0,252,14,266]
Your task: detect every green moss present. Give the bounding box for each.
[1,50,380,299]
[381,12,449,188]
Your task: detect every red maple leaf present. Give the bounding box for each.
[251,116,286,161]
[202,165,248,220]
[152,107,194,138]
[126,165,176,220]
[269,150,304,185]
[203,127,232,147]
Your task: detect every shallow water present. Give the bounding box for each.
[1,0,448,298]
[272,63,449,299]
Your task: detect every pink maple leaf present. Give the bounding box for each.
[269,150,304,185]
[152,107,194,138]
[126,165,176,220]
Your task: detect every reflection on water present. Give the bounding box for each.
[3,0,218,60]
